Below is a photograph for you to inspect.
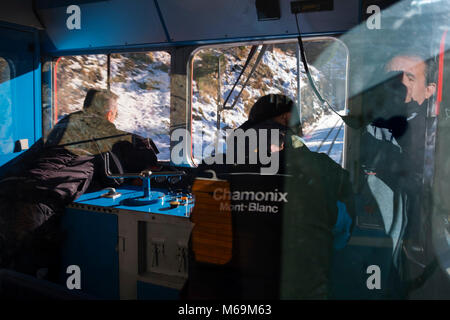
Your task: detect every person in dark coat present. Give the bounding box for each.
[186,94,354,299]
[383,53,439,297]
[358,52,439,298]
[0,88,159,279]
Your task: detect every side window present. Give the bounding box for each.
[110,52,171,160]
[300,39,348,164]
[189,38,349,165]
[191,43,299,165]
[51,52,171,160]
[55,55,108,118]
[0,57,12,155]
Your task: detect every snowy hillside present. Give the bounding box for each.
[190,44,342,163]
[111,52,171,159]
[56,52,172,159]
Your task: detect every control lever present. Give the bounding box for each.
[104,153,186,204]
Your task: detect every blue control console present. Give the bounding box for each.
[61,183,195,300]
[72,186,194,217]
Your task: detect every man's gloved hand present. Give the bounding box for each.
[372,115,409,139]
[363,71,408,126]
[332,201,353,250]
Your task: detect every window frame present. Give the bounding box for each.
[45,50,173,160]
[0,56,14,155]
[186,36,350,167]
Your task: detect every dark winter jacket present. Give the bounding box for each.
[0,109,158,207]
[0,109,159,270]
[187,128,354,299]
[43,109,159,192]
[280,141,355,299]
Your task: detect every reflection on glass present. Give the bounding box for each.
[110,52,171,160]
[315,0,450,298]
[54,52,171,160]
[191,40,348,165]
[0,58,12,155]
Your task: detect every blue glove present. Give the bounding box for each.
[332,201,353,249]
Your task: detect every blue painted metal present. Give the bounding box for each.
[33,31,42,141]
[153,0,171,42]
[330,220,397,299]
[60,207,120,299]
[330,237,395,299]
[63,186,192,299]
[0,24,39,167]
[0,20,42,33]
[40,57,53,137]
[42,32,345,58]
[137,281,179,300]
[120,176,168,206]
[358,0,363,23]
[36,0,358,54]
[158,0,358,43]
[36,0,167,52]
[332,201,353,249]
[143,176,152,199]
[74,186,194,217]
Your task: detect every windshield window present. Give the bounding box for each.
[51,52,171,160]
[190,39,348,165]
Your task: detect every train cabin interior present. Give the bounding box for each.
[0,0,449,300]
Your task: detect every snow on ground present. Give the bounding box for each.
[112,52,171,160]
[303,112,344,165]
[191,47,325,164]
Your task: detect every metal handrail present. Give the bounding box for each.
[104,152,186,201]
[104,152,186,180]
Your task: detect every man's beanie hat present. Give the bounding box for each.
[249,94,294,123]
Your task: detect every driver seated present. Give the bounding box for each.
[0,88,159,280]
[186,94,355,299]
